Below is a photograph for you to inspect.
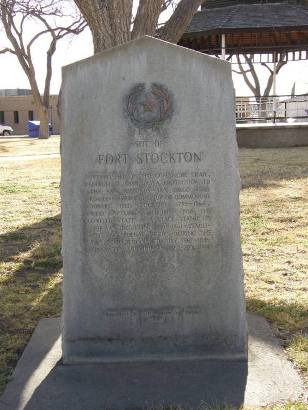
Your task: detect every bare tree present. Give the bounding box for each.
[73,0,205,54]
[234,54,287,117]
[0,0,86,138]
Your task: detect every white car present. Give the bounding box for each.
[0,124,13,136]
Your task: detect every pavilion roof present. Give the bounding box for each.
[180,3,308,60]
[184,3,308,35]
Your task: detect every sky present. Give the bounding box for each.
[0,2,307,97]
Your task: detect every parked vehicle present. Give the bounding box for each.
[0,124,13,136]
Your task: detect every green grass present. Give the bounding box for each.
[240,148,308,384]
[0,139,307,407]
[287,336,308,372]
[0,142,62,392]
[0,183,33,194]
[0,270,62,392]
[246,299,307,331]
[0,221,62,392]
[267,404,308,410]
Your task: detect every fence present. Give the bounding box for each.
[235,95,308,123]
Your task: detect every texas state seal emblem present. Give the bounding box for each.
[125,83,173,129]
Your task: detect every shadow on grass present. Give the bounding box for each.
[0,274,62,394]
[0,214,61,270]
[246,297,308,332]
[241,171,308,189]
[0,138,33,153]
[0,214,63,394]
[239,147,308,189]
[0,143,9,154]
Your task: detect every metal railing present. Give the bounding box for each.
[235,95,308,123]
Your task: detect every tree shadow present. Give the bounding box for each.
[0,143,9,154]
[0,138,38,156]
[0,214,63,395]
[0,214,61,269]
[241,170,308,189]
[246,297,308,333]
[0,275,62,396]
[239,147,308,189]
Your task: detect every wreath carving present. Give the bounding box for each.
[125,83,173,129]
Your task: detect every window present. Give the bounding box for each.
[28,110,34,121]
[14,111,19,124]
[0,111,4,123]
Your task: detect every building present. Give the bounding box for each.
[0,91,60,135]
[0,88,32,96]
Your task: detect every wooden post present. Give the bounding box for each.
[221,34,226,60]
[273,52,277,122]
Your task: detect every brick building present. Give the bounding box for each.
[0,90,60,135]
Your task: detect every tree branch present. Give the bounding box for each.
[276,59,287,74]
[157,0,204,44]
[261,62,273,74]
[1,3,30,73]
[236,53,288,98]
[0,0,85,138]
[0,46,16,54]
[243,54,261,96]
[43,37,56,108]
[161,0,176,13]
[132,0,163,39]
[263,55,287,97]
[236,54,258,96]
[232,69,250,75]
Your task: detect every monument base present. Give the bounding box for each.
[0,314,304,410]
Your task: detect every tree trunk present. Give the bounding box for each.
[31,85,50,139]
[158,0,204,44]
[38,107,49,139]
[74,0,204,54]
[74,0,132,54]
[131,0,163,40]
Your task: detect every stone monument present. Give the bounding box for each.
[61,36,247,363]
[1,37,304,410]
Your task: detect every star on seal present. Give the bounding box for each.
[125,83,173,129]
